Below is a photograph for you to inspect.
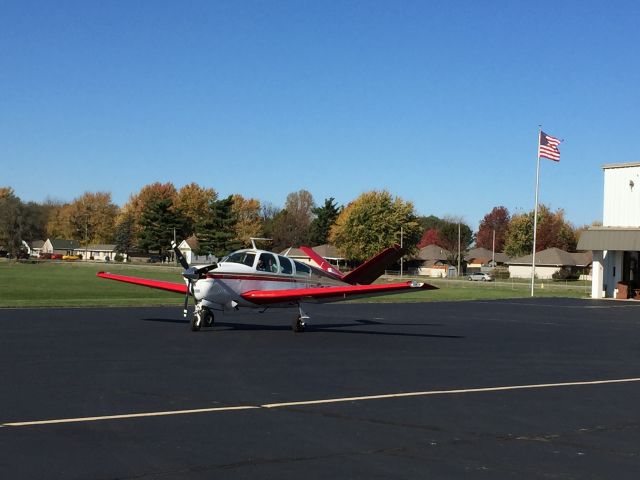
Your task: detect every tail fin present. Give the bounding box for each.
[342,244,404,285]
[299,246,344,279]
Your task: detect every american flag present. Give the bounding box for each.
[538,131,561,162]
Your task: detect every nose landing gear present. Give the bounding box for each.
[191,304,214,332]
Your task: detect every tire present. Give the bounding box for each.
[292,316,305,333]
[191,313,202,332]
[203,309,214,327]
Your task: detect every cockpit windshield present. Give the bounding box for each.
[221,251,256,267]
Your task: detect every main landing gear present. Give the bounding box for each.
[191,304,214,332]
[293,306,310,333]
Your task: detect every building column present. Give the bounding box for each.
[591,250,604,299]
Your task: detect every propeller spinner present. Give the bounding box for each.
[171,241,217,317]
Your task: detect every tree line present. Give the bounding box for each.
[0,184,582,260]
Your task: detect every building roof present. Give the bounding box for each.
[415,244,450,261]
[49,239,80,250]
[508,247,592,267]
[577,227,640,251]
[84,244,117,251]
[602,161,640,170]
[30,240,45,249]
[464,247,510,264]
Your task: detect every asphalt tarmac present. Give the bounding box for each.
[1,299,640,479]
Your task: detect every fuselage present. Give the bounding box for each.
[192,248,345,308]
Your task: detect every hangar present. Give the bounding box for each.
[578,162,640,299]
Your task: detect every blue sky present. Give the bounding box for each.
[2,0,639,230]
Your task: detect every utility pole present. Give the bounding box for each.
[457,222,461,277]
[400,226,404,278]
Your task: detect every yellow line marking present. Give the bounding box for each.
[3,377,640,428]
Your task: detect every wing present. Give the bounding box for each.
[240,281,437,305]
[97,272,187,294]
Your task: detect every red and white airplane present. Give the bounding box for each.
[97,239,437,332]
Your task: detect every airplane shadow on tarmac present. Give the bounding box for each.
[141,317,464,339]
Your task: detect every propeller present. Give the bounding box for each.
[171,241,217,317]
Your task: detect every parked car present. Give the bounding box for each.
[468,272,492,282]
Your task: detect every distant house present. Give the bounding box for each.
[24,239,45,257]
[177,236,216,265]
[77,244,117,262]
[465,247,510,271]
[507,247,592,280]
[42,239,80,255]
[280,244,346,268]
[407,244,457,278]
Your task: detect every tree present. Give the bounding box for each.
[174,183,217,233]
[122,182,178,241]
[67,192,119,244]
[0,188,23,254]
[476,206,510,251]
[503,212,534,258]
[20,201,52,242]
[271,190,316,251]
[329,190,421,261]
[137,198,188,255]
[417,228,440,248]
[231,194,262,247]
[195,195,240,258]
[259,202,281,241]
[437,217,474,267]
[114,211,136,256]
[46,202,75,239]
[503,205,578,258]
[310,197,341,246]
[417,215,446,232]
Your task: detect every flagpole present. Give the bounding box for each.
[531,127,541,297]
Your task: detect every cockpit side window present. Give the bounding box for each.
[293,260,311,276]
[257,252,278,273]
[223,252,256,267]
[278,255,293,275]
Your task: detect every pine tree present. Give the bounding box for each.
[137,198,187,255]
[310,197,341,245]
[196,196,240,258]
[114,212,136,255]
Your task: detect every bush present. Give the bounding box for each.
[114,254,124,262]
[552,267,579,281]
[490,267,510,279]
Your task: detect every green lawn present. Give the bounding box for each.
[0,260,591,308]
[0,260,184,307]
[368,276,591,302]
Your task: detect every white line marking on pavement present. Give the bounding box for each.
[2,405,259,427]
[4,377,640,428]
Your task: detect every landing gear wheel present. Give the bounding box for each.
[203,309,214,327]
[191,312,202,332]
[292,315,305,333]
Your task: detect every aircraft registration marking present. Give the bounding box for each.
[3,377,640,428]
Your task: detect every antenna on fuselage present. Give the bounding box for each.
[250,238,272,250]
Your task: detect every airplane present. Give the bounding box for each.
[97,239,437,332]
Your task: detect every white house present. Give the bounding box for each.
[507,248,592,280]
[177,236,216,265]
[77,244,117,262]
[578,162,640,298]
